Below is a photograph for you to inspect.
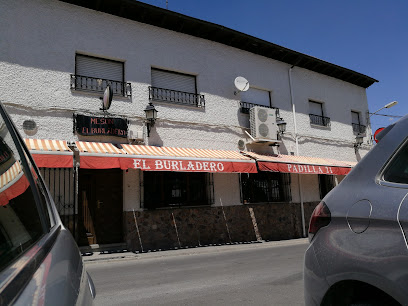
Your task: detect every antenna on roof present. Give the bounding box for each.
[166,0,168,9]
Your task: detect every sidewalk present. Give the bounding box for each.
[82,238,309,264]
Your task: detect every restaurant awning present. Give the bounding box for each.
[76,141,257,173]
[243,151,355,175]
[24,139,73,168]
[120,145,257,173]
[0,161,30,206]
[75,141,127,169]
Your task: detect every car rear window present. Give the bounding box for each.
[383,141,408,184]
[0,114,50,272]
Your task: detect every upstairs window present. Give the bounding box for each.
[71,54,131,97]
[240,88,274,114]
[309,100,330,127]
[149,68,205,107]
[351,111,366,134]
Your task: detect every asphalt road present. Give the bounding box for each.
[86,240,308,305]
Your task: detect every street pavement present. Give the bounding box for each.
[85,238,308,305]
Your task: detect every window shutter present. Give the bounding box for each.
[351,111,360,124]
[309,101,323,116]
[151,69,196,94]
[76,55,123,82]
[241,88,270,107]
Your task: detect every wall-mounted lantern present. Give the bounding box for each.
[276,117,287,134]
[144,102,158,137]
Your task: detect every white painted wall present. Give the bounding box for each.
[0,0,372,210]
[0,0,371,162]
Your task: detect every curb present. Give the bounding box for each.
[83,238,309,264]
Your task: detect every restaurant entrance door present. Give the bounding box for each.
[78,169,123,245]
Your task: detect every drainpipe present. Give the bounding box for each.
[74,159,80,242]
[289,66,299,156]
[289,66,306,238]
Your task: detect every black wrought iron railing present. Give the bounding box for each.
[309,114,331,127]
[240,101,279,116]
[352,123,366,134]
[70,74,132,97]
[149,86,205,108]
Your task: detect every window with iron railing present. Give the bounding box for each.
[150,68,205,108]
[352,123,366,134]
[351,111,365,134]
[70,74,132,97]
[73,54,131,97]
[149,86,205,108]
[309,114,331,127]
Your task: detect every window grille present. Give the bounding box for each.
[351,111,366,133]
[142,172,214,209]
[240,172,291,203]
[309,101,330,127]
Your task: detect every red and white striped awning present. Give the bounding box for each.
[0,161,30,206]
[243,151,355,175]
[76,141,256,173]
[120,144,256,173]
[75,141,126,169]
[24,139,73,168]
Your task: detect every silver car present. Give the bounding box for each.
[304,120,408,306]
[0,102,95,305]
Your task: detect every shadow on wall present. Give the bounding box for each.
[124,202,319,252]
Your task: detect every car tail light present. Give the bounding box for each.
[308,201,331,242]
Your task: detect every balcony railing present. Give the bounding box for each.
[352,123,366,134]
[240,101,279,116]
[149,86,205,108]
[70,74,132,97]
[309,114,331,127]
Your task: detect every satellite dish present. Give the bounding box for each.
[101,85,113,111]
[234,76,249,94]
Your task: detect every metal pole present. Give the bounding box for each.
[298,174,306,238]
[289,66,306,237]
[220,198,232,243]
[132,209,144,252]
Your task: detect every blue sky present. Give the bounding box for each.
[139,0,407,132]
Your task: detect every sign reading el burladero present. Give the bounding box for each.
[74,114,128,138]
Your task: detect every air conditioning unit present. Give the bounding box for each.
[250,106,278,141]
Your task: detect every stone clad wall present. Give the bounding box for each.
[124,202,319,251]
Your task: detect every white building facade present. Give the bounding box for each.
[0,0,377,249]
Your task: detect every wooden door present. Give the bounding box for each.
[79,169,123,245]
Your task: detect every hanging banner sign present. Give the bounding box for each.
[258,161,351,175]
[74,114,128,138]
